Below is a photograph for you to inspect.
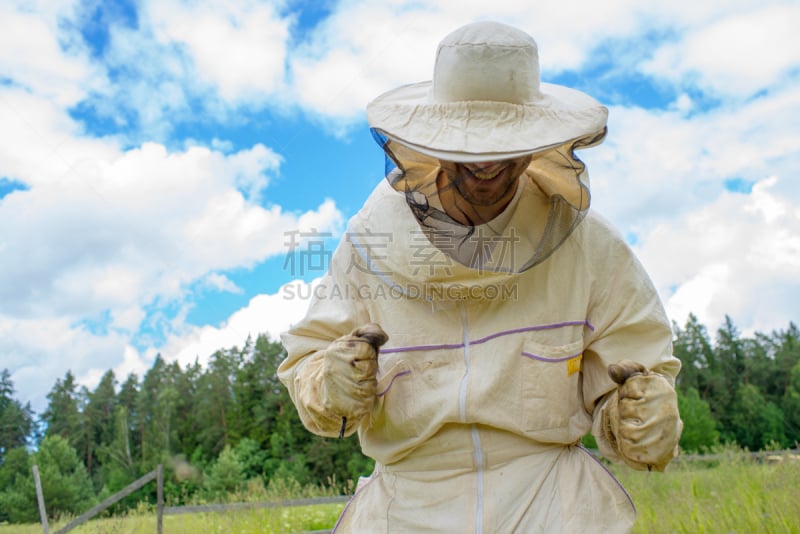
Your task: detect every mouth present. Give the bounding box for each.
[466,163,505,181]
[471,169,502,181]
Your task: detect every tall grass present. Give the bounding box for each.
[0,502,344,534]
[618,446,800,533]
[3,447,798,534]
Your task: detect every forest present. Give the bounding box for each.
[0,313,799,524]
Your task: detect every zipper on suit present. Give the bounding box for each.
[459,302,485,533]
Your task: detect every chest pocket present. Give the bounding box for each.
[519,338,585,432]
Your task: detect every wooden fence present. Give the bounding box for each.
[672,447,800,463]
[32,464,348,534]
[162,495,349,516]
[33,465,163,534]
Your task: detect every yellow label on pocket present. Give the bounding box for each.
[567,354,583,376]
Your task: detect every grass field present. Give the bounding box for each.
[3,449,798,533]
[621,449,800,533]
[0,502,344,534]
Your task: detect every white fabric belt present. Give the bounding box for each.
[377,425,569,472]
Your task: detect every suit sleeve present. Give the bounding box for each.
[278,240,372,437]
[577,216,680,460]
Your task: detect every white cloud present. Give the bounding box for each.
[210,138,234,152]
[289,4,443,120]
[12,0,795,136]
[635,176,800,336]
[97,25,194,138]
[154,278,321,368]
[0,121,341,409]
[144,0,292,103]
[583,64,799,339]
[288,0,639,120]
[70,0,293,139]
[0,315,131,412]
[643,3,800,99]
[281,0,800,131]
[0,64,342,414]
[0,88,120,188]
[666,263,732,331]
[585,76,800,235]
[0,123,342,313]
[202,273,244,294]
[0,2,105,107]
[12,170,333,312]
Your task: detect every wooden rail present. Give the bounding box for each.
[33,465,164,534]
[162,495,349,516]
[673,448,800,463]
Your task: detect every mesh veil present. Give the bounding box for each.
[371,128,606,273]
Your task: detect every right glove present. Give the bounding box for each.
[601,360,683,472]
[321,323,388,424]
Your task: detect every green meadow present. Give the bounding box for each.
[3,448,798,534]
[624,450,800,533]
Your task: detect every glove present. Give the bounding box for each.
[602,360,683,471]
[321,323,388,424]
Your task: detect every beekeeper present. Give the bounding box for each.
[278,20,683,533]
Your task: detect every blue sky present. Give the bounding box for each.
[1,0,799,413]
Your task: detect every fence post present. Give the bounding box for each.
[157,464,164,534]
[32,465,50,534]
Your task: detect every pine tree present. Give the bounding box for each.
[781,360,800,446]
[774,323,800,398]
[117,373,140,463]
[41,371,85,452]
[84,370,118,484]
[704,316,745,440]
[0,369,34,462]
[97,405,138,492]
[204,444,245,499]
[194,347,242,460]
[672,314,713,394]
[175,360,202,459]
[34,435,95,520]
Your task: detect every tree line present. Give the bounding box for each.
[1,314,799,524]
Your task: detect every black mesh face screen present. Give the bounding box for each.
[370,128,601,273]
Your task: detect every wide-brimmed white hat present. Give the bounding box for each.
[366,21,608,162]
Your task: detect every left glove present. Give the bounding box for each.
[601,360,683,471]
[320,323,388,423]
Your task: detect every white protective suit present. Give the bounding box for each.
[278,167,681,532]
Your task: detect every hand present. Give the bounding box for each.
[321,324,388,423]
[603,360,683,471]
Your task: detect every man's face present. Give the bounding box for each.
[440,156,532,208]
